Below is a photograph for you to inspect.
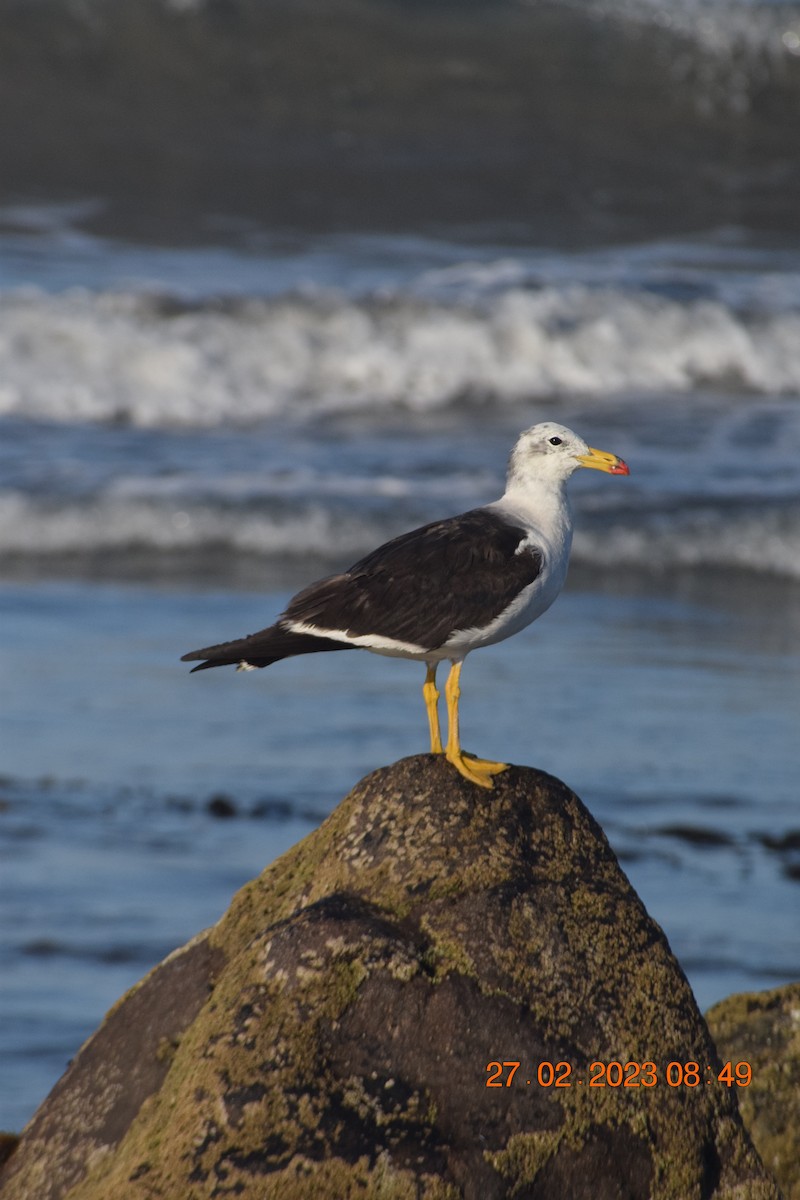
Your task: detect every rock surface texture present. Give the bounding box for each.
[707,982,800,1200]
[0,757,781,1200]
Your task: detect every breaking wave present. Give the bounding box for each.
[2,283,799,429]
[2,486,799,582]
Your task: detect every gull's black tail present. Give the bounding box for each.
[181,622,351,673]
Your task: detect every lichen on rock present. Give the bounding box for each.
[707,981,800,1199]
[0,756,782,1199]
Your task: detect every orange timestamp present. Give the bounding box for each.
[486,1060,752,1089]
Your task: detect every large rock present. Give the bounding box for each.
[0,757,780,1199]
[707,982,800,1200]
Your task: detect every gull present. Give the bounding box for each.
[182,422,629,787]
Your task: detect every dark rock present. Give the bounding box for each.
[0,934,225,1200]
[752,831,800,883]
[0,1137,18,1172]
[0,757,781,1199]
[707,982,800,1200]
[656,824,735,848]
[754,832,800,853]
[207,793,237,818]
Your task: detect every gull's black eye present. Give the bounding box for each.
[548,436,563,446]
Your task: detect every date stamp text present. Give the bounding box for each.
[485,1060,752,1089]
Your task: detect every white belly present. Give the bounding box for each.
[439,555,567,660]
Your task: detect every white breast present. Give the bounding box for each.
[439,490,574,660]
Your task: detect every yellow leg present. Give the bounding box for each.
[444,661,507,789]
[423,663,443,755]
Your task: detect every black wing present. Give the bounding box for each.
[282,508,543,651]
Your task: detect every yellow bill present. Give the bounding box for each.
[576,446,630,475]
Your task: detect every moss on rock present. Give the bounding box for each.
[0,757,782,1199]
[707,981,800,1199]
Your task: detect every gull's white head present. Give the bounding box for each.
[506,421,629,491]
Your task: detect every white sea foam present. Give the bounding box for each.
[575,508,800,578]
[0,494,378,562]
[1,284,799,429]
[2,489,798,580]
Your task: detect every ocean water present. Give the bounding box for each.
[1,0,800,1136]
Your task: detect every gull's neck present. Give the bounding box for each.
[491,475,574,546]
